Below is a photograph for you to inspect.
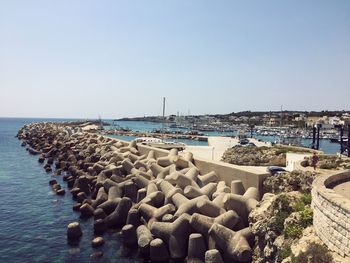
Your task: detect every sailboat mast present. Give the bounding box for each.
[162,97,166,133]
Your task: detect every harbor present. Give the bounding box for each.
[95,120,347,155]
[2,1,350,262]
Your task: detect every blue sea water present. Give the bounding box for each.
[0,118,140,263]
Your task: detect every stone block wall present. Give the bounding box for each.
[312,171,350,258]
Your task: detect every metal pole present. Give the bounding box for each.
[340,126,344,154]
[312,125,316,149]
[279,105,283,144]
[162,97,165,134]
[316,124,321,150]
[347,124,350,157]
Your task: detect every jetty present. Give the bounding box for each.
[102,129,209,142]
[17,122,270,262]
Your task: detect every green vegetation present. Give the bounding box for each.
[222,145,287,166]
[279,244,292,260]
[291,242,334,263]
[274,145,314,154]
[303,155,350,170]
[300,207,313,228]
[263,170,316,194]
[301,193,312,205]
[269,193,313,239]
[222,144,317,167]
[284,224,304,239]
[319,162,338,169]
[271,211,290,234]
[293,193,312,211]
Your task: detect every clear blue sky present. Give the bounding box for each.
[0,1,349,119]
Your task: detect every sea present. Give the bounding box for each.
[0,118,140,263]
[0,117,341,262]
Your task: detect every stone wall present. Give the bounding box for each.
[312,171,350,258]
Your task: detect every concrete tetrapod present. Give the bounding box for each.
[196,199,225,217]
[150,213,191,260]
[212,193,227,209]
[122,224,137,246]
[97,197,121,215]
[187,233,206,263]
[94,218,107,234]
[208,223,252,262]
[157,148,179,167]
[174,173,200,190]
[184,167,199,181]
[150,163,172,179]
[80,203,95,218]
[126,208,142,228]
[137,225,154,255]
[138,203,176,227]
[132,175,151,189]
[184,182,217,199]
[150,238,170,262]
[189,211,240,238]
[205,249,224,263]
[136,188,147,203]
[91,187,108,208]
[134,190,165,209]
[197,171,218,187]
[104,197,132,228]
[212,181,231,199]
[243,187,260,201]
[164,171,181,185]
[231,180,245,195]
[67,222,82,241]
[172,193,208,218]
[223,193,258,226]
[146,182,158,195]
[123,181,138,203]
[158,180,182,204]
[93,208,107,220]
[174,152,193,169]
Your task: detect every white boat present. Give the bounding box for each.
[135,137,186,150]
[134,137,162,144]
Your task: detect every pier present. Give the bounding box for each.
[101,129,209,142]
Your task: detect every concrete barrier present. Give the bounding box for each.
[135,143,269,192]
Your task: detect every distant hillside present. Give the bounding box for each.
[116,110,350,121]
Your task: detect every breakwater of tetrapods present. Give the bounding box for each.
[17,122,262,262]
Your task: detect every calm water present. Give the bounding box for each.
[0,118,140,263]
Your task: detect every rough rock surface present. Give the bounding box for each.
[263,170,317,194]
[249,192,306,263]
[222,145,287,166]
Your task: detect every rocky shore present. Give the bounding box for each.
[17,122,261,262]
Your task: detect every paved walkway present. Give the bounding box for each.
[183,136,271,174]
[184,136,271,162]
